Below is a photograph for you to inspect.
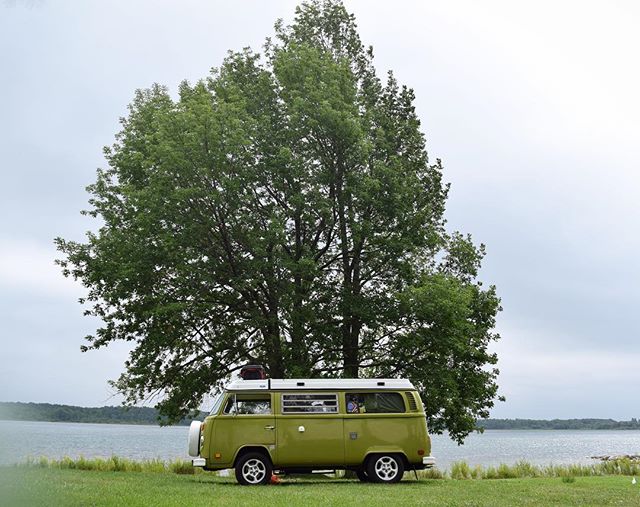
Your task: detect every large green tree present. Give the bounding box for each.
[56,0,502,442]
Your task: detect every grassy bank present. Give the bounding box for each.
[18,456,198,475]
[441,458,640,480]
[3,467,640,506]
[16,455,640,480]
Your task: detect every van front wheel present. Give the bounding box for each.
[235,452,272,485]
[366,454,404,483]
[356,468,369,482]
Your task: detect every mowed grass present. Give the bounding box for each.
[3,467,640,507]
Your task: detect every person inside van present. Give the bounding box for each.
[347,395,360,413]
[347,394,368,413]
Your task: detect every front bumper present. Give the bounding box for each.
[422,456,436,467]
[192,458,206,467]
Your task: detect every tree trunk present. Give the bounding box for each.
[335,159,359,378]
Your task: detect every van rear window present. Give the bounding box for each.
[281,393,338,413]
[346,392,406,413]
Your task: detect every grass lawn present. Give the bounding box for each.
[2,468,640,507]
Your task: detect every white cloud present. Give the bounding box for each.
[0,238,83,297]
[490,329,640,419]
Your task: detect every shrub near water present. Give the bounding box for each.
[18,456,640,480]
[450,461,472,480]
[419,458,640,480]
[169,460,196,475]
[22,456,191,474]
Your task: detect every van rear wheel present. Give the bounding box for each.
[366,454,404,483]
[235,452,272,485]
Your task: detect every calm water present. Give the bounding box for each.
[2,420,640,469]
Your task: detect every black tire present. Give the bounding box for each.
[235,452,272,486]
[366,454,404,484]
[356,468,369,482]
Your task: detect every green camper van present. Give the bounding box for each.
[188,370,435,485]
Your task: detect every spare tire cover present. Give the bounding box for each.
[188,421,201,457]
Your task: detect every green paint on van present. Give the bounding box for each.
[195,387,433,475]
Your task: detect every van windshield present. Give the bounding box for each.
[209,393,224,415]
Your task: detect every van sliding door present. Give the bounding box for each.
[275,392,344,467]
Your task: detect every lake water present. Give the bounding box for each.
[2,420,640,469]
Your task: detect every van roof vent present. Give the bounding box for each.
[406,391,418,411]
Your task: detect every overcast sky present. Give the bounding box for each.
[1,0,639,419]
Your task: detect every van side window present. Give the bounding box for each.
[346,392,406,413]
[223,394,271,415]
[281,393,338,413]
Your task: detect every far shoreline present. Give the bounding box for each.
[3,401,640,430]
[4,417,640,431]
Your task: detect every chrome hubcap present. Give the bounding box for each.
[242,458,266,484]
[374,456,399,481]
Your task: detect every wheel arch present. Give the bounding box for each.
[363,450,409,468]
[232,445,274,468]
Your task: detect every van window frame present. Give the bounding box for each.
[209,392,225,415]
[280,392,339,415]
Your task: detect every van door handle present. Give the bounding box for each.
[264,425,275,430]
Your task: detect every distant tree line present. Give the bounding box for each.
[0,402,204,426]
[478,418,640,430]
[2,402,640,430]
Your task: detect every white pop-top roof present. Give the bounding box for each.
[225,378,415,391]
